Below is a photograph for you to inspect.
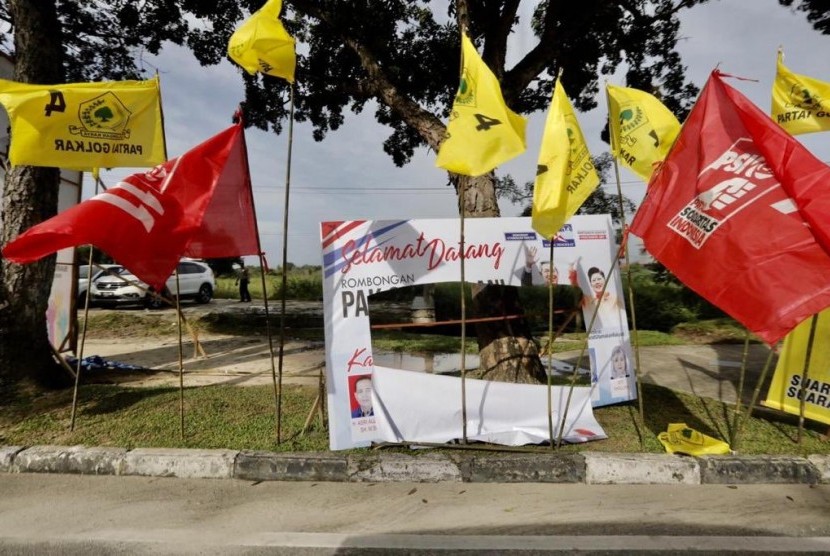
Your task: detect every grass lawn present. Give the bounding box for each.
[2,312,827,456]
[1,381,827,456]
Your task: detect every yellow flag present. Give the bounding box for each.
[771,50,830,135]
[0,76,165,169]
[607,84,680,182]
[228,0,296,83]
[531,80,599,240]
[763,310,830,426]
[435,35,526,176]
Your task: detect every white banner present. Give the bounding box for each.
[373,366,607,445]
[321,216,634,450]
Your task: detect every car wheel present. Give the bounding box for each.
[196,283,213,304]
[145,288,169,309]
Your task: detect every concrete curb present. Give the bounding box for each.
[697,455,822,484]
[123,448,238,479]
[807,454,830,483]
[584,453,700,485]
[1,445,826,485]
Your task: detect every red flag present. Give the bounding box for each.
[722,73,830,254]
[183,126,259,258]
[630,70,830,345]
[3,124,243,290]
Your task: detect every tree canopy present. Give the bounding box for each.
[3,1,712,158]
[4,1,828,160]
[3,0,830,392]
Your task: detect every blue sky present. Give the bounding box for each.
[88,0,830,267]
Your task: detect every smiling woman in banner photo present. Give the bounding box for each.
[570,257,625,333]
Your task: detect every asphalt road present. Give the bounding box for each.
[1,474,829,554]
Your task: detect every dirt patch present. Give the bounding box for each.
[75,299,424,388]
[79,331,326,388]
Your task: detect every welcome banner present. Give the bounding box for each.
[320,215,634,450]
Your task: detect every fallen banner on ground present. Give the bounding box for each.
[372,366,606,445]
[321,215,632,450]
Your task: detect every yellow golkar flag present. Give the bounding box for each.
[531,79,599,240]
[772,50,830,135]
[607,84,680,182]
[436,34,526,176]
[228,0,296,83]
[0,76,165,169]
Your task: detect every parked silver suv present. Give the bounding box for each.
[91,259,215,308]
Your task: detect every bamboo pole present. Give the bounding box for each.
[546,241,555,448]
[235,106,283,445]
[797,314,819,444]
[455,20,469,445]
[459,178,468,444]
[605,85,645,427]
[734,347,776,451]
[69,245,96,431]
[730,330,752,446]
[275,84,297,444]
[175,272,185,439]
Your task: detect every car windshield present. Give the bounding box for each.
[95,266,123,278]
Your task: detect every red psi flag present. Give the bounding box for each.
[182,125,258,259]
[3,124,245,290]
[630,70,830,345]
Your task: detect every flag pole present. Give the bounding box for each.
[605,83,645,426]
[275,84,297,444]
[155,70,186,438]
[730,329,752,446]
[797,314,819,444]
[174,273,185,439]
[235,105,283,444]
[734,347,776,451]
[545,67,566,449]
[69,245,94,431]
[456,21,469,444]
[613,177,644,426]
[459,176,468,444]
[546,239,555,448]
[69,198,103,435]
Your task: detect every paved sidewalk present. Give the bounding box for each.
[558,343,776,406]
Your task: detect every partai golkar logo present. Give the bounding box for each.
[668,138,777,249]
[787,84,822,112]
[619,105,647,136]
[455,68,476,107]
[70,92,133,140]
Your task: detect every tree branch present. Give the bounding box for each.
[291,0,447,150]
[481,0,520,78]
[501,1,559,102]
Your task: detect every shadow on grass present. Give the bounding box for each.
[639,383,729,443]
[77,385,178,416]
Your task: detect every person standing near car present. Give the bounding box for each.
[236,267,252,302]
